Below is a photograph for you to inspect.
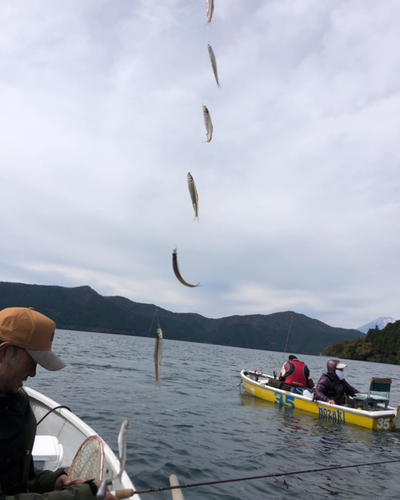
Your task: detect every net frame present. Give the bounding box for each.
[68,435,104,481]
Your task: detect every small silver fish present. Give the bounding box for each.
[117,418,129,480]
[207,44,221,88]
[187,172,199,222]
[206,0,214,25]
[203,105,213,143]
[172,248,200,288]
[154,327,163,385]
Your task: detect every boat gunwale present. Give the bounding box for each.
[25,386,135,493]
[240,369,397,419]
[26,386,101,436]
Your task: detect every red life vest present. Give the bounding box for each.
[284,360,308,388]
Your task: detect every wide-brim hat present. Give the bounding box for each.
[336,362,347,369]
[0,307,66,371]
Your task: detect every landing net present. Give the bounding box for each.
[68,435,104,481]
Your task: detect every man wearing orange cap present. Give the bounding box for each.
[0,307,116,500]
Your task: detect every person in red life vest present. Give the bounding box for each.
[279,355,314,389]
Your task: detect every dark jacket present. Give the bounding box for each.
[314,360,358,405]
[0,389,96,500]
[279,359,314,389]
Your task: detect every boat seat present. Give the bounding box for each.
[352,378,392,411]
[267,378,291,392]
[352,394,389,411]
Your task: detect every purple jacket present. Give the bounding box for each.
[314,360,359,405]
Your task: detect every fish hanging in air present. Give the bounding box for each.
[203,105,213,142]
[154,327,163,385]
[172,248,200,288]
[117,418,129,480]
[206,0,214,25]
[207,44,221,88]
[187,172,199,222]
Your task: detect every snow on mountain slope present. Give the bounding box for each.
[357,317,396,334]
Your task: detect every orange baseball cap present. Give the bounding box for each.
[0,307,66,371]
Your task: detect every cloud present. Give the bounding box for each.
[0,0,399,329]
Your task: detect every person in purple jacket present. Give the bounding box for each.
[314,359,359,405]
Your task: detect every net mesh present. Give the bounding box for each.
[68,435,104,481]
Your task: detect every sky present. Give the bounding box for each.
[1,0,399,329]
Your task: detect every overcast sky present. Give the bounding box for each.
[1,0,399,329]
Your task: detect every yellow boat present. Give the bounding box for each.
[240,370,400,431]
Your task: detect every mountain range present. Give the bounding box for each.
[0,281,364,356]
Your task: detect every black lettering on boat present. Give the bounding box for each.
[318,406,346,424]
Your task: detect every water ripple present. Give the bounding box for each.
[28,331,400,499]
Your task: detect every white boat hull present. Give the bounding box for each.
[26,386,139,498]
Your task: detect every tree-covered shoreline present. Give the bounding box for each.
[324,320,400,364]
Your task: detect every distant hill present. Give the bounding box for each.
[357,317,396,334]
[0,281,363,356]
[325,320,400,365]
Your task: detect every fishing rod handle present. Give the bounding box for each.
[113,489,134,499]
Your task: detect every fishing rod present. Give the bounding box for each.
[120,458,400,496]
[280,315,293,368]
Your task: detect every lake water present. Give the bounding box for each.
[27,330,400,499]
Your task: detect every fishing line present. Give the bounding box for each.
[147,308,159,337]
[203,2,212,120]
[130,458,400,496]
[155,308,160,329]
[204,4,210,49]
[280,315,293,368]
